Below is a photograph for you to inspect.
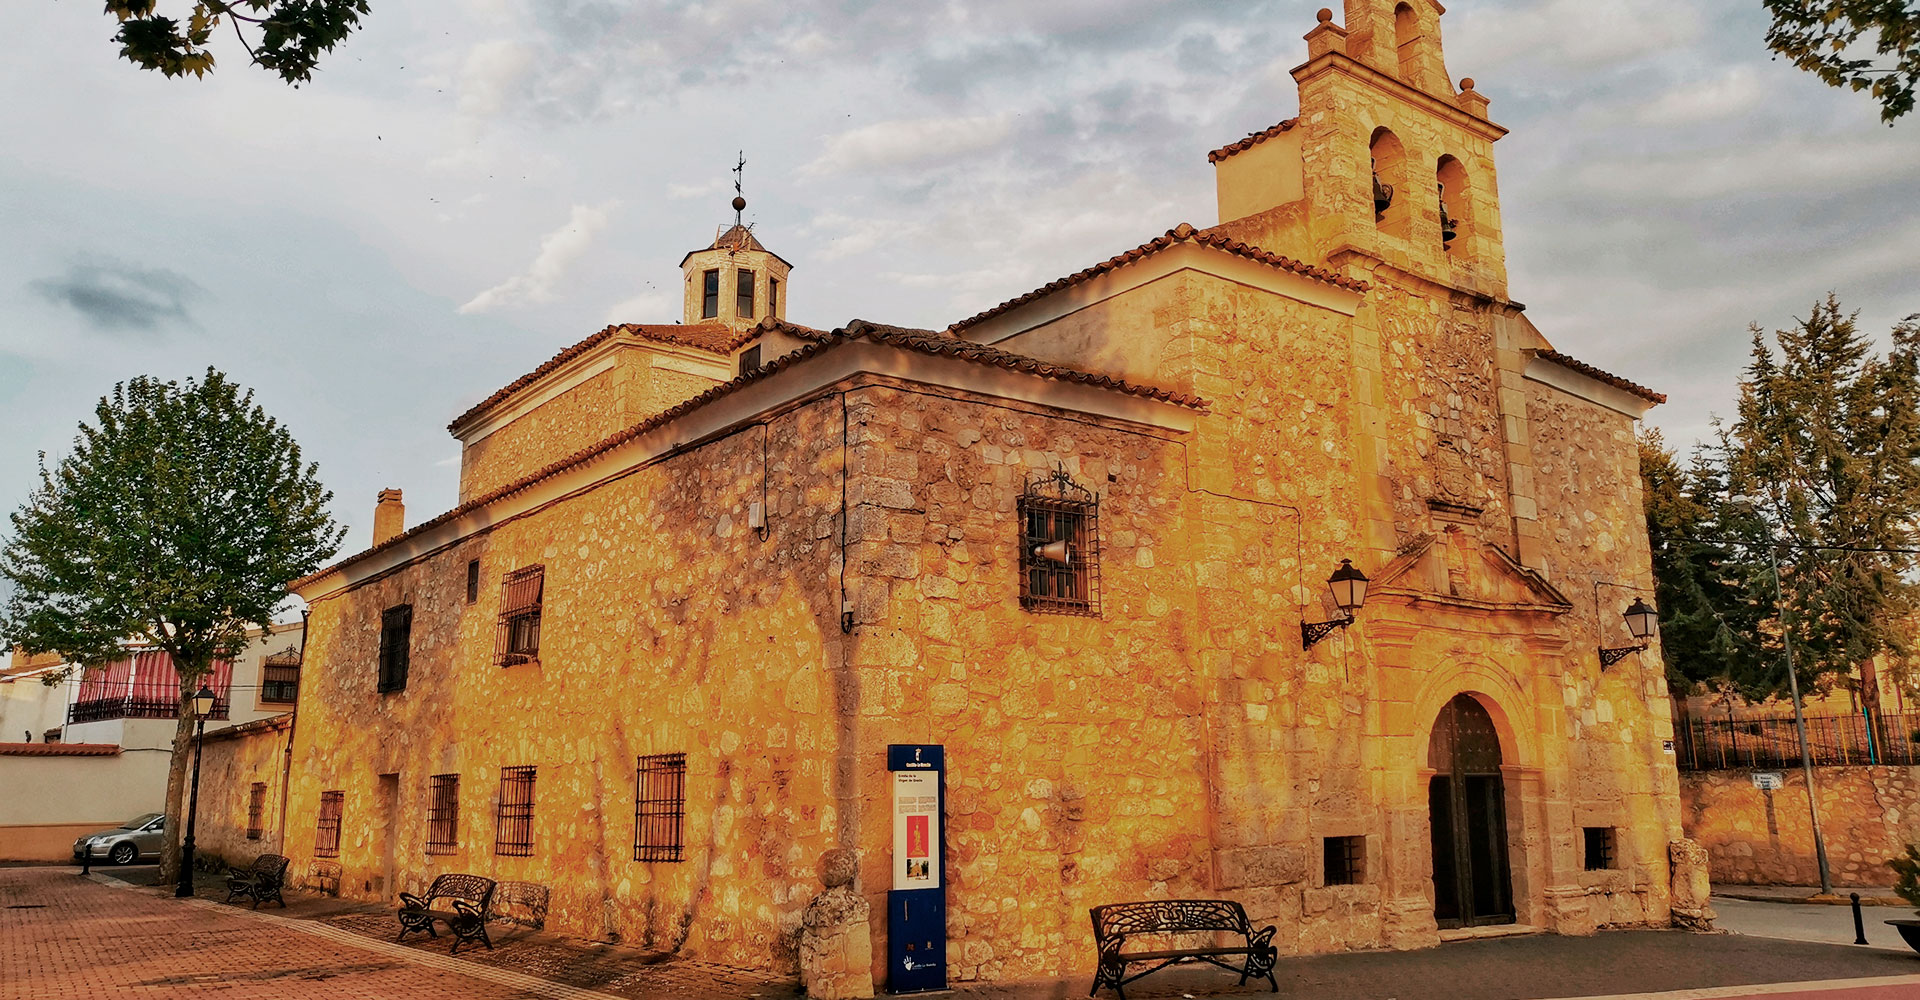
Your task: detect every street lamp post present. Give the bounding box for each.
[175,684,218,899]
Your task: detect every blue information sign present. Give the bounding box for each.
[886,744,946,994]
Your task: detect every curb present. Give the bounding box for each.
[1714,890,1907,907]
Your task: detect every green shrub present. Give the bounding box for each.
[1891,845,1920,914]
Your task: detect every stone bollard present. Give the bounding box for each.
[800,848,875,999]
[1669,839,1716,931]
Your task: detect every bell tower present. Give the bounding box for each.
[1213,4,1509,300]
[678,154,792,331]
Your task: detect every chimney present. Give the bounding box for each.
[373,488,405,546]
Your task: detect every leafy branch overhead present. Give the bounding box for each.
[1764,0,1920,122]
[102,0,370,84]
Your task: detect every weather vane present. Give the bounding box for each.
[731,150,747,227]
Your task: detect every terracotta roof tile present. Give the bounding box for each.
[949,223,1367,333]
[1530,349,1667,405]
[297,322,1206,591]
[449,322,744,433]
[0,743,119,757]
[1207,119,1299,163]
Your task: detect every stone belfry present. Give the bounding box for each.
[679,153,792,330]
[1214,2,1510,300]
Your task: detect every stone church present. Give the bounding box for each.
[207,1,1698,987]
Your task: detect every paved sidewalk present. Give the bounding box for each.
[1714,884,1905,905]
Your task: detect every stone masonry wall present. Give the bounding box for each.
[1681,766,1920,887]
[192,720,294,866]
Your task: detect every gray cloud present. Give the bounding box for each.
[29,257,203,332]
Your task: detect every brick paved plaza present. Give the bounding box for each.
[4,866,1919,1000]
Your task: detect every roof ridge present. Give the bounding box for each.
[1207,118,1299,163]
[948,222,1366,333]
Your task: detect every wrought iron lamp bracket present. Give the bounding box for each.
[1598,643,1646,668]
[1302,614,1355,650]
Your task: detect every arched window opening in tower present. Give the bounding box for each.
[1370,127,1408,238]
[1437,155,1471,254]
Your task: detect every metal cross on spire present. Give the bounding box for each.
[731,151,747,226]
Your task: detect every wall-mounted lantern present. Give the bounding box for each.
[1599,597,1657,668]
[1302,559,1370,649]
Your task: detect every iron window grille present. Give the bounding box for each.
[1583,827,1616,871]
[247,783,266,840]
[377,604,412,693]
[1324,836,1365,886]
[259,652,301,704]
[496,566,544,666]
[633,753,687,862]
[427,774,459,855]
[1017,470,1100,616]
[315,790,344,858]
[466,559,480,604]
[495,766,537,857]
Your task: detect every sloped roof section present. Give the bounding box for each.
[1529,349,1667,405]
[0,743,119,757]
[1208,119,1299,163]
[449,322,743,433]
[949,223,1367,333]
[297,322,1206,591]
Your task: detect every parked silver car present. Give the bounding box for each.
[73,813,167,865]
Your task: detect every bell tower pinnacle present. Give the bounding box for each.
[679,151,792,330]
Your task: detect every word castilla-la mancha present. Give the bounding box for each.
[202,0,1704,988]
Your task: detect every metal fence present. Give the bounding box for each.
[66,696,230,725]
[1675,711,1920,770]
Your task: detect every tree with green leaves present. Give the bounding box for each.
[1,369,341,882]
[1764,0,1920,123]
[101,0,370,84]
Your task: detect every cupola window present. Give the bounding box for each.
[702,269,720,319]
[768,277,780,319]
[736,268,755,319]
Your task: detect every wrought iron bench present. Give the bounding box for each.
[1088,899,1278,998]
[397,873,498,954]
[223,854,290,909]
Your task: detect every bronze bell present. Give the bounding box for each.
[1438,183,1458,246]
[1373,170,1394,218]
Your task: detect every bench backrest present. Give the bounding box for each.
[425,873,496,909]
[1090,900,1252,943]
[251,854,289,879]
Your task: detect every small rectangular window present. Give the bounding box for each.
[736,268,755,319]
[466,559,480,604]
[768,277,780,319]
[1584,827,1616,871]
[315,790,344,858]
[247,782,267,840]
[260,653,300,704]
[496,566,544,665]
[377,604,412,693]
[1323,835,1365,886]
[702,269,720,319]
[634,753,687,862]
[427,774,459,855]
[495,766,536,857]
[738,345,762,376]
[1017,473,1100,616]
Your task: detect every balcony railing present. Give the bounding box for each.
[1675,711,1920,771]
[66,697,230,725]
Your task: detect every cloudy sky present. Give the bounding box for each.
[3,0,1916,557]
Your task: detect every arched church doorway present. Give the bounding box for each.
[1428,694,1515,928]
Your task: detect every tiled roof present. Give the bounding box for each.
[949,223,1367,333]
[448,322,742,433]
[1529,349,1667,405]
[295,321,1206,591]
[197,713,293,745]
[1207,119,1299,163]
[0,743,119,757]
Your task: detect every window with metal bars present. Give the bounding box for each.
[1017,471,1100,615]
[377,605,412,693]
[247,783,266,840]
[495,766,536,857]
[315,790,344,858]
[427,774,459,855]
[1583,827,1616,871]
[260,653,300,704]
[633,753,687,862]
[1323,835,1365,885]
[495,566,544,666]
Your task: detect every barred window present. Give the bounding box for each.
[377,604,412,693]
[1017,472,1100,615]
[260,652,300,704]
[315,790,344,858]
[1323,835,1365,886]
[247,782,267,840]
[427,774,459,855]
[495,766,536,857]
[496,566,544,666]
[1584,827,1616,871]
[634,753,687,862]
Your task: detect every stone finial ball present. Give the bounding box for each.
[732,195,748,212]
[820,848,858,888]
[1460,78,1475,91]
[1317,8,1333,23]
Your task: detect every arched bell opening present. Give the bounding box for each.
[1426,693,1516,928]
[1369,127,1409,238]
[1436,155,1472,255]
